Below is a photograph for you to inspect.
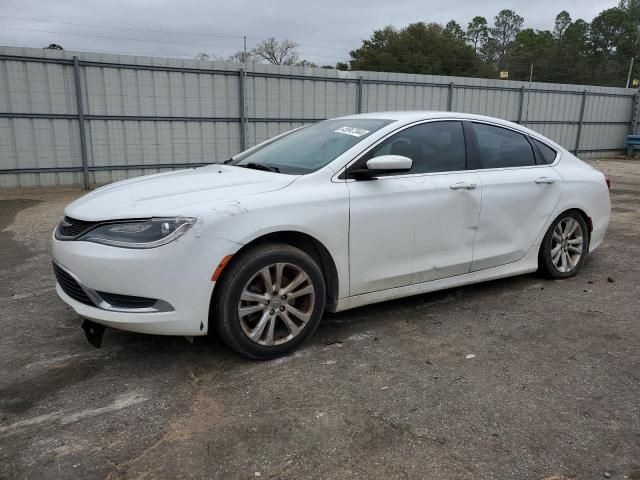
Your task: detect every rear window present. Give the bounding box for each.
[533,139,557,164]
[473,123,535,169]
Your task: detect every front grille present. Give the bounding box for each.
[52,263,94,306]
[96,291,157,309]
[56,216,99,239]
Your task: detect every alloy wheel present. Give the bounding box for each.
[237,262,315,346]
[550,217,584,273]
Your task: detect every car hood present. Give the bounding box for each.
[64,165,297,221]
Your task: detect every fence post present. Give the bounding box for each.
[573,90,588,155]
[72,56,89,189]
[447,82,454,111]
[631,90,640,135]
[238,68,247,151]
[517,86,525,124]
[356,76,364,113]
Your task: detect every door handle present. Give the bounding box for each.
[535,177,556,184]
[450,182,476,190]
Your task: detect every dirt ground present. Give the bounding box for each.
[0,159,639,480]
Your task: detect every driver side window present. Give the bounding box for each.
[363,121,466,174]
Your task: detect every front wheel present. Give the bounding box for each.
[214,243,326,360]
[538,211,589,279]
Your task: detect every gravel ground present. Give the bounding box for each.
[0,159,639,480]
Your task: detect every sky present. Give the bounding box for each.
[0,0,620,65]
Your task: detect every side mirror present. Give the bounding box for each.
[349,155,413,179]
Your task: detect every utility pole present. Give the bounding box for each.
[241,35,248,150]
[523,61,534,126]
[243,35,247,63]
[626,26,640,88]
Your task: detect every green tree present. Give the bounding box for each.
[554,11,572,39]
[479,37,500,70]
[554,18,590,83]
[491,9,525,70]
[467,16,489,53]
[589,8,633,85]
[509,29,555,80]
[619,0,640,21]
[349,22,480,76]
[444,20,466,42]
[619,0,640,84]
[345,3,640,86]
[591,8,629,57]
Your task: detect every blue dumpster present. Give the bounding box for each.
[627,135,640,158]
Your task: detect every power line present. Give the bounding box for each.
[0,26,242,51]
[2,13,636,61]
[0,25,350,62]
[0,19,630,81]
[0,15,354,53]
[0,15,245,40]
[0,38,626,87]
[0,29,613,73]
[0,41,198,58]
[4,15,604,67]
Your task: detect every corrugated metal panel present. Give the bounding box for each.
[452,87,521,119]
[363,83,449,112]
[82,66,239,117]
[0,58,76,114]
[579,124,629,151]
[525,91,583,122]
[0,45,635,188]
[85,120,239,167]
[0,118,81,170]
[91,167,191,186]
[246,121,312,147]
[583,94,633,123]
[0,172,83,188]
[532,122,579,148]
[245,76,356,119]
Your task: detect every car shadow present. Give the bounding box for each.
[72,272,547,363]
[321,272,540,325]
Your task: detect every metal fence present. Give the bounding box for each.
[0,45,637,188]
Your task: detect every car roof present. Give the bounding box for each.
[338,110,511,125]
[335,111,563,150]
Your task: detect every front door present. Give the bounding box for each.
[346,120,482,296]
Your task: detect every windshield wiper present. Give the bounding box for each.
[221,158,235,164]
[240,162,280,173]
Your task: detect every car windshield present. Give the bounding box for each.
[231,119,394,174]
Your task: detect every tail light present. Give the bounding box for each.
[605,176,611,189]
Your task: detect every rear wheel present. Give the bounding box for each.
[214,243,325,359]
[538,211,588,279]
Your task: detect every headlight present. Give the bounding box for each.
[79,217,196,249]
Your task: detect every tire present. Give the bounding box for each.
[538,211,589,279]
[214,243,326,360]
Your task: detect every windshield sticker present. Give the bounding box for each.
[333,126,370,137]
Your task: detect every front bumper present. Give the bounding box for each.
[51,231,241,336]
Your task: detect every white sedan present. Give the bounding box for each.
[51,112,611,359]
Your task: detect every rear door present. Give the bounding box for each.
[469,122,563,272]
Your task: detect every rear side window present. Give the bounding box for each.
[473,123,535,169]
[365,121,466,174]
[533,138,557,164]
